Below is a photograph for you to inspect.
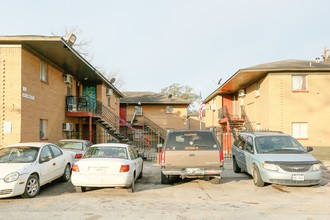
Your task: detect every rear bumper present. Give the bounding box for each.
[71,172,133,187]
[162,167,224,178]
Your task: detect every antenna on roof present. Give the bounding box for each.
[110,78,116,84]
[218,78,222,85]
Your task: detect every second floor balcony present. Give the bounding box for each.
[66,96,99,114]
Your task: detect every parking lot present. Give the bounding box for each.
[1,159,330,220]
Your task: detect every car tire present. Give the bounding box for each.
[252,165,265,187]
[160,172,170,184]
[22,174,40,198]
[233,157,241,173]
[61,164,71,182]
[130,175,135,193]
[75,186,86,193]
[138,165,143,179]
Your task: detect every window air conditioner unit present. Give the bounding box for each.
[106,88,113,96]
[62,122,73,131]
[238,89,246,97]
[64,74,73,84]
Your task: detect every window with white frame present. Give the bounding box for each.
[40,61,48,83]
[40,119,48,139]
[292,75,307,91]
[292,122,308,139]
[135,106,142,116]
[166,105,174,113]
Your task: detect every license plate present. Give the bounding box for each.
[185,168,204,174]
[89,167,105,173]
[292,174,304,181]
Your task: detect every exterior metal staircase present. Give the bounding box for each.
[94,101,132,143]
[219,105,253,141]
[241,106,253,131]
[222,106,241,141]
[142,116,167,141]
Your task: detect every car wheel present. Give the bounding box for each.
[61,164,71,182]
[233,157,241,173]
[138,165,143,179]
[75,186,86,193]
[22,175,40,198]
[130,175,135,193]
[160,172,170,184]
[252,165,265,187]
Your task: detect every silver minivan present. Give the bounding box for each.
[232,131,321,187]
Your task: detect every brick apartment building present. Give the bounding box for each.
[0,35,123,146]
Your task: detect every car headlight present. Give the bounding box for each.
[312,163,320,171]
[262,163,278,171]
[4,172,19,183]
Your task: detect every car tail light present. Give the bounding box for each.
[72,164,79,172]
[160,150,165,164]
[219,149,224,165]
[75,153,83,159]
[120,164,130,172]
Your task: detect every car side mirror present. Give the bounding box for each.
[40,156,50,163]
[306,146,313,152]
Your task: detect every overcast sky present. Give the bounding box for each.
[2,0,330,98]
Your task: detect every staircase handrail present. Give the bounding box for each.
[142,115,167,139]
[222,106,238,141]
[241,106,253,131]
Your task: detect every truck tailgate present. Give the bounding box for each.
[163,150,221,168]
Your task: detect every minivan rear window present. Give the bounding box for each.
[165,131,219,151]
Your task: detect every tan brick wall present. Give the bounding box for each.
[126,104,188,130]
[97,83,120,117]
[0,45,22,146]
[20,47,68,143]
[241,72,330,147]
[205,95,222,128]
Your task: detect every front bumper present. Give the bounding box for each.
[261,169,321,186]
[0,175,28,199]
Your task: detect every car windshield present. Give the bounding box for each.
[165,131,219,151]
[255,136,306,153]
[0,147,39,163]
[56,141,84,150]
[83,146,128,159]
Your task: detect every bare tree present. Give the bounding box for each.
[60,26,125,89]
[61,26,93,61]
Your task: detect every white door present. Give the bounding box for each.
[38,145,57,185]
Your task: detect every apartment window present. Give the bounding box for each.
[292,75,307,91]
[40,119,48,139]
[255,82,260,97]
[135,106,142,116]
[166,105,173,113]
[292,122,308,139]
[40,61,48,83]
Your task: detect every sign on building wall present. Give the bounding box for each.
[3,122,12,134]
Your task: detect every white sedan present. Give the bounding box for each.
[71,143,143,193]
[0,142,74,199]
